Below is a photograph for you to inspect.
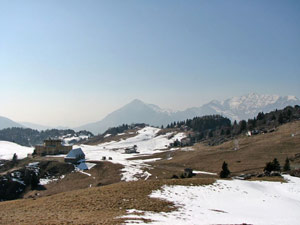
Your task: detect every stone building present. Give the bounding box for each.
[34,139,72,156]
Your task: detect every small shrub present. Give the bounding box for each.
[171,174,179,179]
[220,161,230,178]
[180,173,186,179]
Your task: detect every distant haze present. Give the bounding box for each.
[0,1,299,127]
[0,93,299,133]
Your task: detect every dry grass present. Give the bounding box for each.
[24,161,123,199]
[0,178,214,225]
[149,121,300,176]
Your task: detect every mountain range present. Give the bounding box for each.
[0,116,25,130]
[1,93,299,134]
[75,93,300,134]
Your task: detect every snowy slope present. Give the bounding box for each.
[0,141,34,160]
[75,126,185,181]
[124,175,300,225]
[61,134,90,145]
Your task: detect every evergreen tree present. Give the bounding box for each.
[283,157,291,171]
[239,120,247,132]
[264,158,281,173]
[220,129,225,135]
[12,153,17,163]
[272,158,281,171]
[257,112,265,120]
[278,113,284,124]
[226,129,231,135]
[220,161,230,178]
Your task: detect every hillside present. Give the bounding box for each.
[0,128,93,147]
[0,119,299,224]
[0,116,24,130]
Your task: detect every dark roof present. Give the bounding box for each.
[65,148,85,159]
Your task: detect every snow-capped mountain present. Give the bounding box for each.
[198,93,300,121]
[75,93,300,134]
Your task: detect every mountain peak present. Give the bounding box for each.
[129,99,146,105]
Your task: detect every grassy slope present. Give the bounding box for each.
[144,120,300,178]
[0,178,214,224]
[0,121,300,224]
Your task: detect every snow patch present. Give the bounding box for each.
[39,175,65,185]
[124,175,300,225]
[74,126,185,181]
[0,141,33,160]
[193,170,217,176]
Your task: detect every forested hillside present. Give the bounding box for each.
[0,128,93,147]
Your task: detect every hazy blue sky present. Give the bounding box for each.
[0,0,299,127]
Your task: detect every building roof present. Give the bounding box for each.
[65,148,85,159]
[44,139,62,142]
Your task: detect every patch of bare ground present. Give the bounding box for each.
[248,176,286,182]
[24,161,123,199]
[0,178,214,225]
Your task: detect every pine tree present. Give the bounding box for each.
[12,153,18,163]
[220,161,230,178]
[278,113,284,124]
[272,158,281,171]
[239,120,247,132]
[283,157,291,171]
[264,158,281,173]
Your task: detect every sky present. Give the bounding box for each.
[0,0,299,127]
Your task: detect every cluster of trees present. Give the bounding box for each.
[0,127,93,147]
[168,115,232,146]
[249,105,300,128]
[166,115,231,131]
[264,157,291,173]
[219,157,291,179]
[103,123,147,136]
[166,105,300,146]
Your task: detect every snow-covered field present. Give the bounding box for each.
[0,127,185,181]
[124,175,300,225]
[0,141,34,160]
[75,127,185,181]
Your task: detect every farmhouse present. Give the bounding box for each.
[64,148,85,163]
[34,139,72,156]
